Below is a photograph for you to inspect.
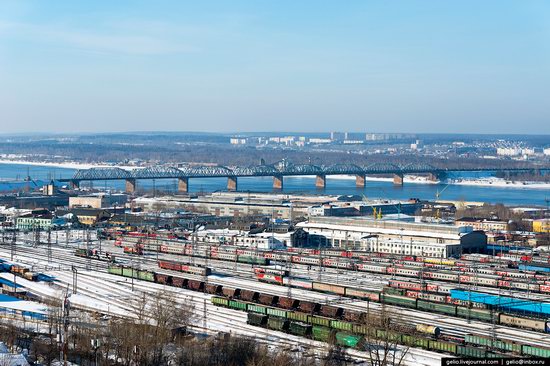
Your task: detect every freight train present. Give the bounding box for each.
[105,264,550,358]
[108,264,550,334]
[116,237,550,292]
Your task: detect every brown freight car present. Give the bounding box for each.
[257,294,279,306]
[278,296,299,309]
[298,300,320,313]
[187,279,204,291]
[222,288,240,299]
[319,305,343,318]
[205,284,222,294]
[171,277,187,288]
[239,289,259,302]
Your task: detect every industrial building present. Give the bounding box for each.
[69,193,127,209]
[455,217,510,232]
[296,216,486,256]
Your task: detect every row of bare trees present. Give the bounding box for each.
[1,289,411,366]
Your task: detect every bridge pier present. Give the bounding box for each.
[427,173,439,182]
[125,178,137,193]
[69,180,80,189]
[227,176,238,191]
[315,174,326,189]
[355,174,366,188]
[178,177,189,193]
[393,174,404,186]
[273,175,283,190]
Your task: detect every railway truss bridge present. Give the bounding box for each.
[59,160,546,193]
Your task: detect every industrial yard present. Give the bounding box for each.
[2,224,550,364]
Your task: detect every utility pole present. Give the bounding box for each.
[11,230,16,261]
[47,229,52,264]
[86,229,91,271]
[72,266,78,294]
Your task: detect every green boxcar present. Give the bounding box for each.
[267,317,289,331]
[309,315,331,327]
[228,300,247,311]
[429,340,457,354]
[417,300,457,316]
[335,332,362,348]
[288,311,309,323]
[457,346,486,358]
[267,307,288,318]
[211,297,229,307]
[383,287,406,296]
[289,321,312,337]
[312,326,333,342]
[465,334,521,354]
[330,320,353,332]
[457,307,494,322]
[352,324,369,335]
[247,304,267,314]
[381,294,417,308]
[108,266,123,276]
[122,267,136,278]
[402,334,429,349]
[138,270,155,282]
[522,345,550,358]
[238,255,268,265]
[375,329,402,343]
[247,312,267,326]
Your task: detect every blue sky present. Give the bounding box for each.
[0,1,549,134]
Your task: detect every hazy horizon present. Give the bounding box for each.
[1,1,549,134]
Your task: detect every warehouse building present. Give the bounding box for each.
[296,216,486,256]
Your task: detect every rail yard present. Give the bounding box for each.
[2,228,550,364]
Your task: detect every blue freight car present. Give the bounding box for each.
[519,264,550,273]
[450,289,550,317]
